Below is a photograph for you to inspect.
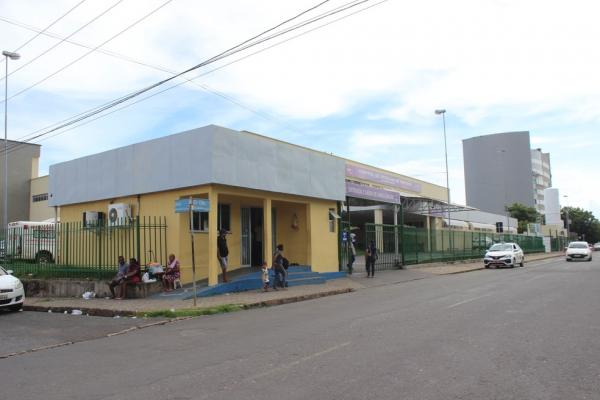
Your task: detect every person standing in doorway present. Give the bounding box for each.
[365,240,377,278]
[217,229,229,283]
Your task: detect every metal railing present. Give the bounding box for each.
[340,222,547,272]
[0,216,167,280]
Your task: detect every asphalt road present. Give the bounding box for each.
[2,255,600,400]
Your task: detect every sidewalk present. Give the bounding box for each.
[24,252,563,316]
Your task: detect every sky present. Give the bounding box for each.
[1,0,599,217]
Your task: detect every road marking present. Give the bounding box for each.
[445,294,491,309]
[249,341,352,381]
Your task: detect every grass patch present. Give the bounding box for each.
[137,304,244,319]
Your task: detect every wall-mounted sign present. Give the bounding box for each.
[345,163,422,193]
[345,181,401,204]
[175,198,210,213]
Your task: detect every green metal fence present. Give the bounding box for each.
[340,222,547,272]
[0,216,167,280]
[551,236,569,252]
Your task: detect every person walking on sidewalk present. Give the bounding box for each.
[217,229,229,283]
[365,240,378,278]
[272,244,286,289]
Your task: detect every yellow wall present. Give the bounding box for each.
[307,200,339,273]
[58,184,340,284]
[274,201,309,265]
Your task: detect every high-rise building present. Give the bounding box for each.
[463,131,536,216]
[531,148,552,215]
[0,140,41,226]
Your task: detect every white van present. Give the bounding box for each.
[6,221,57,263]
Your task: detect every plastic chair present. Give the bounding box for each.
[173,278,182,290]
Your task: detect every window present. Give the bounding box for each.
[191,211,209,232]
[190,203,231,232]
[32,193,48,202]
[328,208,340,232]
[217,204,231,231]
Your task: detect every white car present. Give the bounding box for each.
[565,241,592,262]
[0,266,24,311]
[484,243,525,268]
[593,242,600,252]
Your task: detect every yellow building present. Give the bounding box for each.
[49,125,344,286]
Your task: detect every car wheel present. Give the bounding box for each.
[510,258,516,268]
[566,258,571,262]
[9,304,22,312]
[588,257,592,262]
[519,259,524,267]
[35,251,53,264]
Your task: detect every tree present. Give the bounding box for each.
[506,203,541,234]
[561,207,600,243]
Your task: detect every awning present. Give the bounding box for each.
[403,196,477,215]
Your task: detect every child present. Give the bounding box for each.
[261,262,270,292]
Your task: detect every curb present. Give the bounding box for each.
[23,288,356,317]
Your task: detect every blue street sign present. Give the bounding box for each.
[175,198,210,213]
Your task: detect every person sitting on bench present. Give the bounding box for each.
[108,255,128,299]
[116,258,141,299]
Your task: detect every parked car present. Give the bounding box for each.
[0,266,24,312]
[593,242,600,251]
[484,243,525,268]
[565,241,592,262]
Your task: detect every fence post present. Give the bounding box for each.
[136,216,141,263]
[400,203,405,266]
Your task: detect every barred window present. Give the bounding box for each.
[32,193,48,202]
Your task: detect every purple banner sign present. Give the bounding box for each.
[346,181,401,204]
[345,163,422,193]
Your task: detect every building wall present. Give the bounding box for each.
[58,184,338,283]
[0,140,40,226]
[463,131,535,215]
[49,125,346,207]
[29,175,57,221]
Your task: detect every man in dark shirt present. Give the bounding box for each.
[217,229,229,282]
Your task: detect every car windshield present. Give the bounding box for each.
[489,244,512,251]
[569,243,588,249]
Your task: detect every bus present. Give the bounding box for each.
[6,221,57,263]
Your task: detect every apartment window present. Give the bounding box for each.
[32,193,48,202]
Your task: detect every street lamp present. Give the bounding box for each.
[434,109,452,235]
[498,149,510,233]
[3,50,20,232]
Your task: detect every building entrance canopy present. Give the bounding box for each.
[345,194,475,216]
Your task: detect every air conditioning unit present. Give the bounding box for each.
[108,203,131,226]
[83,211,104,227]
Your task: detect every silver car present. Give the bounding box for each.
[484,243,525,268]
[566,241,592,261]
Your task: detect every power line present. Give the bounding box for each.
[2,0,336,146]
[6,0,387,155]
[1,0,173,104]
[2,0,122,82]
[14,0,88,52]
